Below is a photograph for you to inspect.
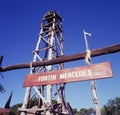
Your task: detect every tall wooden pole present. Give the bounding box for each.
[83,30,101,115]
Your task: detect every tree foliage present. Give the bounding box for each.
[10,103,22,115]
[101,97,120,115]
[0,84,5,93]
[72,108,95,115]
[79,108,95,115]
[10,97,120,115]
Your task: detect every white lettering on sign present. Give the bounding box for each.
[37,69,92,82]
[59,69,92,79]
[38,74,56,82]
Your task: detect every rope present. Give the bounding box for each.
[30,61,34,73]
[83,29,92,65]
[85,49,91,65]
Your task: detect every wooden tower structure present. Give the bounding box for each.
[19,11,72,115]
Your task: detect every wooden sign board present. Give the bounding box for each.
[23,62,113,87]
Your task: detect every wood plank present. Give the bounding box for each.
[0,44,120,72]
[23,62,113,87]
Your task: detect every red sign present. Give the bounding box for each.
[0,108,10,114]
[23,62,113,87]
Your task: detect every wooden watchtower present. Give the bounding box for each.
[19,11,73,115]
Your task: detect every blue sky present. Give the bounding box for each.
[0,0,120,110]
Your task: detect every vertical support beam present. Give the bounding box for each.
[20,36,42,115]
[91,80,101,115]
[46,15,55,115]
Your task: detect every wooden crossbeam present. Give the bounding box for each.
[0,44,120,72]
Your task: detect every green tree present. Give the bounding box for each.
[72,108,79,115]
[72,108,77,113]
[10,103,22,115]
[28,97,38,108]
[10,98,39,114]
[79,108,95,115]
[115,97,120,113]
[101,97,120,115]
[0,84,5,93]
[0,56,4,93]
